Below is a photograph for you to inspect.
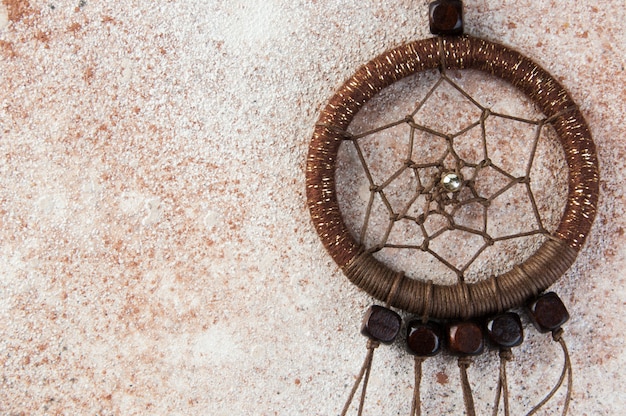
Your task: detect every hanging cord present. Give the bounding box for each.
[526,329,573,416]
[410,357,426,416]
[492,349,513,416]
[341,339,380,416]
[409,279,431,416]
[458,357,477,416]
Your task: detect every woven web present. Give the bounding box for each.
[336,69,568,285]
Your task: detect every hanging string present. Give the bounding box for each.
[341,339,380,416]
[559,335,573,415]
[492,349,513,416]
[458,357,477,416]
[410,356,426,416]
[526,329,573,416]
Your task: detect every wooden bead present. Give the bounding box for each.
[407,321,443,357]
[361,305,401,344]
[429,0,464,36]
[447,321,484,356]
[485,313,524,348]
[528,292,570,333]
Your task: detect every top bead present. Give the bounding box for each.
[429,0,464,36]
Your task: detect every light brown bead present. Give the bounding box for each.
[447,321,484,356]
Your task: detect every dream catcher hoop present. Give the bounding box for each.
[306,2,598,415]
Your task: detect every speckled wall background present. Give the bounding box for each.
[1,0,624,415]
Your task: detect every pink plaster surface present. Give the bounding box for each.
[0,1,624,415]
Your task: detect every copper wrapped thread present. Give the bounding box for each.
[306,36,599,320]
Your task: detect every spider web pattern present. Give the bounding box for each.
[338,70,567,284]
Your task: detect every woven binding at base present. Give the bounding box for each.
[306,35,599,319]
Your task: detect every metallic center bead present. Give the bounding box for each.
[440,172,463,192]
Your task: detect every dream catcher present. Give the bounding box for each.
[306,1,598,415]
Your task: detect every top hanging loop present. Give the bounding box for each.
[429,0,464,36]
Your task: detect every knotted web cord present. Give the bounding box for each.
[338,69,563,284]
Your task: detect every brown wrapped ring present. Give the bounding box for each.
[306,36,599,319]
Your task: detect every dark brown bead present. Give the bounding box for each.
[485,313,524,348]
[407,321,443,357]
[361,305,401,344]
[447,321,484,356]
[429,0,464,36]
[528,292,570,333]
